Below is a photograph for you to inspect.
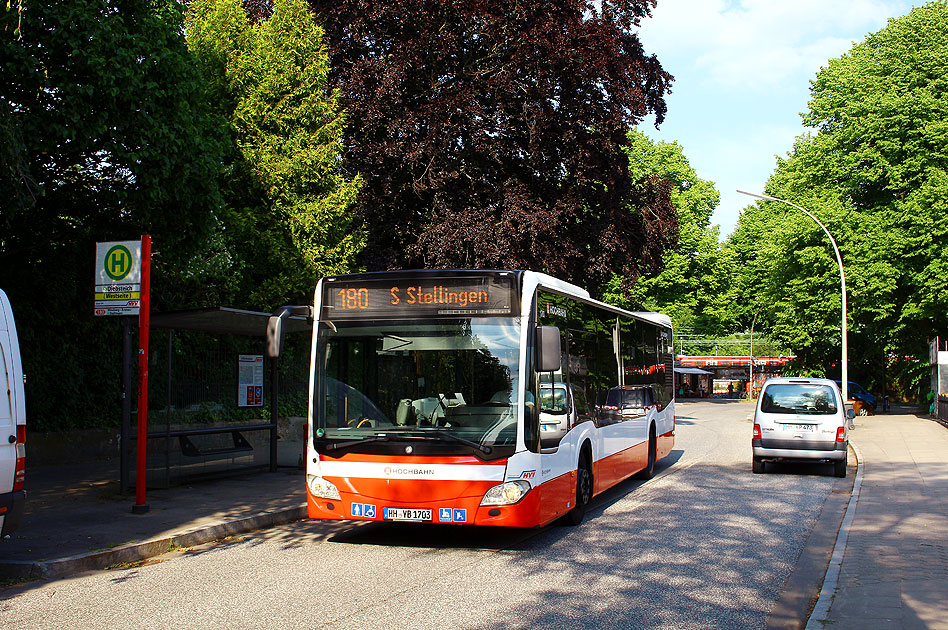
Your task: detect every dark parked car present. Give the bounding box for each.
[600,385,654,425]
[834,380,876,415]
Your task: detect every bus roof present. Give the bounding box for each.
[525,271,672,330]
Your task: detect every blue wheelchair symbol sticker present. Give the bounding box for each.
[439,508,453,522]
[453,509,467,523]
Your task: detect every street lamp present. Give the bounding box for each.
[736,190,848,406]
[749,306,763,401]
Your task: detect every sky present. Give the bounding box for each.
[633,0,928,238]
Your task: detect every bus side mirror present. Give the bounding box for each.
[266,305,313,359]
[536,326,562,373]
[266,316,284,359]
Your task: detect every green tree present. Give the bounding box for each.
[186,0,363,309]
[728,1,948,396]
[0,0,227,430]
[604,131,734,333]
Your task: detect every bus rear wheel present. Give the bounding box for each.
[563,451,593,526]
[635,426,657,480]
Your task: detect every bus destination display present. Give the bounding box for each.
[323,275,516,319]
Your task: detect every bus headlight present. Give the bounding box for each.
[307,474,341,500]
[480,480,531,506]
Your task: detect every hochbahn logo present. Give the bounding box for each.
[384,466,436,476]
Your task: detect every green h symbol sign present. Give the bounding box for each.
[105,244,133,281]
[109,250,126,273]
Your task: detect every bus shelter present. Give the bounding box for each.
[119,307,311,490]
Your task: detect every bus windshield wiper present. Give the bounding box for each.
[413,430,492,455]
[324,434,390,451]
[322,431,491,454]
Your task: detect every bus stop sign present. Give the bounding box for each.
[94,240,142,316]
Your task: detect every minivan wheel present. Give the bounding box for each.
[753,457,764,474]
[834,454,847,477]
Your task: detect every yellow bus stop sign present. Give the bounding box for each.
[95,240,142,316]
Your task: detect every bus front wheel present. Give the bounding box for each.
[563,450,593,526]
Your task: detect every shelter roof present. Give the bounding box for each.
[150,307,312,337]
[674,367,714,375]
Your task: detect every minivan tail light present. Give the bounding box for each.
[14,424,25,492]
[753,424,761,439]
[836,426,846,443]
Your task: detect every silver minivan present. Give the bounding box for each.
[752,377,852,477]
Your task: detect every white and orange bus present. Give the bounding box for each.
[267,270,675,527]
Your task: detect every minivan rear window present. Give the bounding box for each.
[760,384,838,415]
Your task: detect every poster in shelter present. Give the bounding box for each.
[238,354,264,407]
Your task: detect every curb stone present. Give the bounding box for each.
[804,441,864,629]
[0,505,307,581]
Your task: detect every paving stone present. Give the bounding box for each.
[815,413,948,629]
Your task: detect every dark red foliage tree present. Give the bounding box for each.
[310,0,677,293]
[241,0,274,23]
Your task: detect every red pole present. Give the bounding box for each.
[133,235,151,514]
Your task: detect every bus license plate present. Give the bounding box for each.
[383,508,432,522]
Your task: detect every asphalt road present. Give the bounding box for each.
[0,401,839,629]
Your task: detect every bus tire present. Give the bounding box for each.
[563,448,593,526]
[635,425,657,480]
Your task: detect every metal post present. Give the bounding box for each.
[165,330,172,487]
[749,327,754,401]
[133,235,151,514]
[269,352,279,472]
[121,317,134,493]
[738,190,849,406]
[749,307,762,401]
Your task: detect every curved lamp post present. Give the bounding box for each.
[736,190,848,406]
[749,306,763,401]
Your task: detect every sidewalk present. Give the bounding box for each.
[0,462,306,581]
[807,411,948,629]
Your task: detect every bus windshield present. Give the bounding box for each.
[314,317,521,453]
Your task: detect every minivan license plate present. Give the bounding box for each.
[785,423,815,432]
[383,508,432,522]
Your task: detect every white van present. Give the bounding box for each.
[0,289,26,537]
[752,377,853,477]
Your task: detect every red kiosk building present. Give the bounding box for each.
[675,355,794,398]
